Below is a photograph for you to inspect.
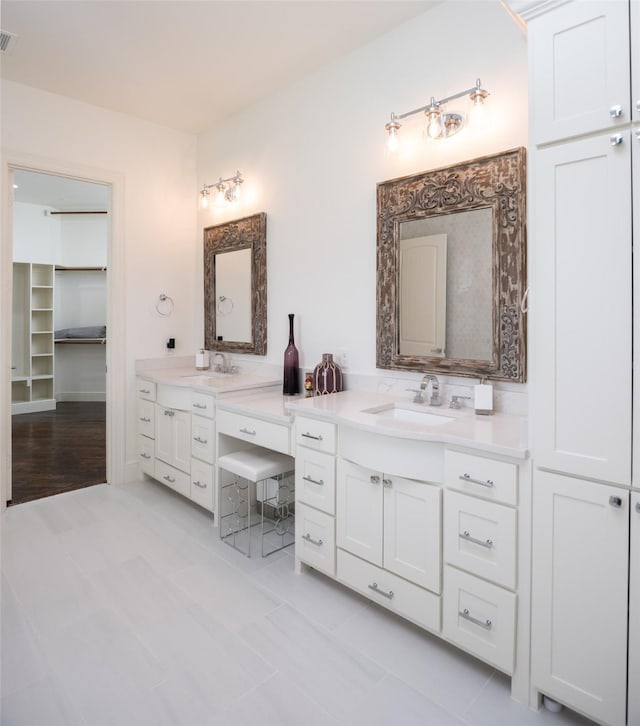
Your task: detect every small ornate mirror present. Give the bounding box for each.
[376,147,526,382]
[204,212,267,355]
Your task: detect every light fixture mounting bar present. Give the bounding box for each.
[394,79,489,122]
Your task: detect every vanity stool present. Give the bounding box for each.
[218,446,295,558]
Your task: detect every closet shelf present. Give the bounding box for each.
[55,338,107,345]
[55,266,107,271]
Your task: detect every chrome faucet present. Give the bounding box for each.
[212,352,229,373]
[421,374,442,407]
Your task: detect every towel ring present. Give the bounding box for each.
[156,293,174,317]
[217,295,234,315]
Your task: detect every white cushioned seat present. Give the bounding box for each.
[218,447,294,482]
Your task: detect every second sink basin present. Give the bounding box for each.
[363,404,455,426]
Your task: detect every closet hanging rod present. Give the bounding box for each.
[48,210,108,215]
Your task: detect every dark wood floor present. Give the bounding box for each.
[11,401,106,505]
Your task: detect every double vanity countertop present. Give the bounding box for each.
[138,367,528,459]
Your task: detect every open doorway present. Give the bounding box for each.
[10,169,110,504]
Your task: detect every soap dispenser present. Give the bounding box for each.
[474,377,493,415]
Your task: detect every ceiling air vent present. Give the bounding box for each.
[0,30,18,53]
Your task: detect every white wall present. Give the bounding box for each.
[2,81,198,480]
[13,202,61,263]
[197,1,528,391]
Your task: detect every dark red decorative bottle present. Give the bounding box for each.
[283,314,300,395]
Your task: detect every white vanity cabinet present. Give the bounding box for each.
[336,458,441,594]
[294,415,337,577]
[136,378,216,512]
[524,1,639,722]
[136,378,156,475]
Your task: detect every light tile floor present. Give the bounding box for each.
[1,480,596,726]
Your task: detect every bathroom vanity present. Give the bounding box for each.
[287,390,531,704]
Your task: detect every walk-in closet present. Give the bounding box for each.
[10,170,109,504]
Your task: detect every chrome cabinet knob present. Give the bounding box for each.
[610,133,624,146]
[609,495,623,508]
[609,104,623,118]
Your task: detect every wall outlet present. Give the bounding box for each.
[337,349,350,370]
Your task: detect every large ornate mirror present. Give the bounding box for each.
[204,212,267,355]
[377,147,526,382]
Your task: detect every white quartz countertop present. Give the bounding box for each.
[216,390,302,424]
[286,390,528,459]
[137,367,281,395]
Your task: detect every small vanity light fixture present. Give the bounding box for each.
[199,171,244,209]
[385,78,489,152]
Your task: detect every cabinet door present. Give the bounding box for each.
[155,405,173,465]
[191,415,214,464]
[383,475,441,593]
[632,0,640,123]
[533,132,632,485]
[530,1,630,144]
[171,410,191,474]
[531,471,629,726]
[629,492,640,725]
[336,459,382,566]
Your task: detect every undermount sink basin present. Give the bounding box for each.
[363,404,455,426]
[181,372,226,379]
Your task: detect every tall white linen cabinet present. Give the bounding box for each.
[519,1,640,725]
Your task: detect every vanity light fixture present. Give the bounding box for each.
[385,78,489,152]
[199,171,243,209]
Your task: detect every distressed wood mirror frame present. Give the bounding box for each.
[376,147,527,382]
[204,212,267,355]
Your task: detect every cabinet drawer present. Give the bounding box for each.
[442,566,515,674]
[136,378,156,402]
[217,409,290,455]
[444,491,516,590]
[337,549,441,634]
[295,502,335,576]
[295,446,335,515]
[191,415,215,464]
[154,459,190,498]
[295,416,336,454]
[137,399,155,438]
[191,391,215,419]
[445,450,517,506]
[138,435,155,476]
[191,458,214,512]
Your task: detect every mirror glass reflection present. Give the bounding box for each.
[399,207,493,361]
[214,248,252,344]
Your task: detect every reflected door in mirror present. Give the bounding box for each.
[215,248,252,343]
[399,234,447,358]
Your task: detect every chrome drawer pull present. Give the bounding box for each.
[141,453,151,460]
[139,416,151,423]
[240,427,256,436]
[303,475,324,486]
[301,432,323,441]
[164,410,175,417]
[370,475,381,484]
[460,608,492,630]
[302,533,323,547]
[193,480,207,489]
[139,388,151,394]
[460,531,494,549]
[368,582,394,600]
[383,478,392,488]
[163,475,176,484]
[193,402,207,409]
[194,436,208,444]
[460,473,494,488]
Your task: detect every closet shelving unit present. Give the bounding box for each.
[12,262,56,414]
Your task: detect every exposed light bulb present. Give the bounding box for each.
[427,111,443,139]
[469,97,486,126]
[231,175,243,202]
[215,184,226,207]
[200,190,209,209]
[386,127,400,153]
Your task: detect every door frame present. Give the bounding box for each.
[1,151,126,508]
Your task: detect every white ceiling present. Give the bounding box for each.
[1,0,439,134]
